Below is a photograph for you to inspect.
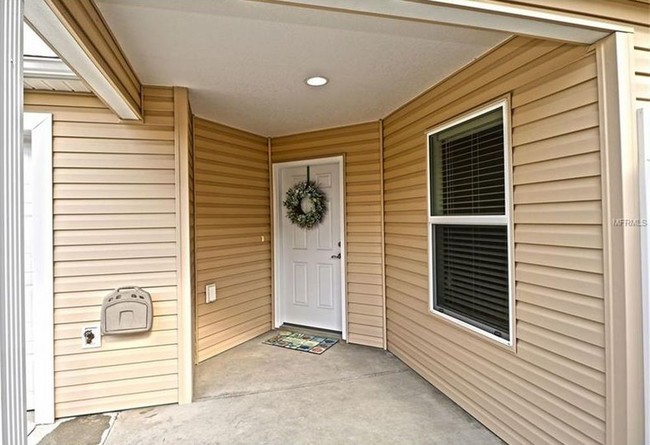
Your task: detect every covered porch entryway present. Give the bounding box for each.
[2,1,646,445]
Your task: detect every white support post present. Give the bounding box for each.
[0,0,26,444]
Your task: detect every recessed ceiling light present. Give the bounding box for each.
[305,76,328,87]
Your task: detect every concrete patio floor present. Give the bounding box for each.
[33,329,504,445]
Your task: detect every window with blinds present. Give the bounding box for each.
[427,101,512,344]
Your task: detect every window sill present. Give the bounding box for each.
[427,307,517,354]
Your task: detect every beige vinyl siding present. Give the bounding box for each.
[487,0,650,107]
[271,124,385,348]
[25,86,179,418]
[633,25,650,108]
[383,37,605,444]
[193,118,272,363]
[44,0,142,117]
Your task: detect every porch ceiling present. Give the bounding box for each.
[95,0,508,136]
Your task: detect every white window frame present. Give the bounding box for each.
[426,97,515,348]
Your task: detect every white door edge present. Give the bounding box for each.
[272,156,347,340]
[24,112,54,425]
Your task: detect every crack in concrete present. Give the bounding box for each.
[100,412,119,445]
[194,367,411,402]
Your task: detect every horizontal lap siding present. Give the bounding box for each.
[24,87,179,418]
[193,118,272,363]
[634,27,650,108]
[383,37,605,445]
[271,123,384,348]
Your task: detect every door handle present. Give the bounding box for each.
[331,253,341,259]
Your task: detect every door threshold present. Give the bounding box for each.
[280,323,342,339]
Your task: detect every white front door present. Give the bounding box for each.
[278,161,342,331]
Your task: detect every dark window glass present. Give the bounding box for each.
[433,225,509,340]
[430,108,505,216]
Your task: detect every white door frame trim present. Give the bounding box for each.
[272,156,347,340]
[24,113,54,425]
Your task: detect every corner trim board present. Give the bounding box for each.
[268,137,276,331]
[379,120,387,350]
[597,31,644,445]
[174,87,193,404]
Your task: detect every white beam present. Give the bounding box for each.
[253,0,632,44]
[23,56,77,80]
[0,0,27,444]
[24,0,140,120]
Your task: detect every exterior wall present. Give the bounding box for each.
[488,0,649,107]
[193,117,272,363]
[24,87,180,418]
[271,123,385,348]
[383,37,606,444]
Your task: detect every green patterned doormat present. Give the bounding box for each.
[263,330,338,354]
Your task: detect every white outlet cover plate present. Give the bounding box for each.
[206,283,216,303]
[81,325,101,349]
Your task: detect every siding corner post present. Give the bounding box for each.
[0,0,26,443]
[268,137,275,331]
[173,87,193,405]
[379,119,387,350]
[596,31,644,445]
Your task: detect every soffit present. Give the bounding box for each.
[96,0,508,136]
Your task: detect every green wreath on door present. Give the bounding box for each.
[283,180,327,229]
